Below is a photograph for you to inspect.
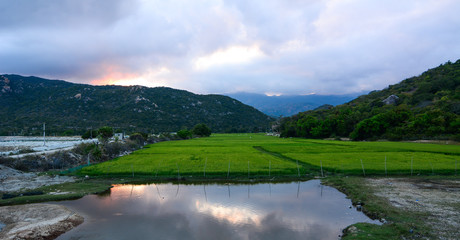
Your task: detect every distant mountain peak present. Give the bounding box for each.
[226,92,359,117]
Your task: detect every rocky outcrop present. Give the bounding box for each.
[382,95,399,105]
[0,204,83,240]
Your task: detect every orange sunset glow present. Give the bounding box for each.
[91,71,141,86]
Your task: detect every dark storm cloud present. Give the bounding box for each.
[1,0,460,94]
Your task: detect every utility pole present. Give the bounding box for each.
[43,123,46,146]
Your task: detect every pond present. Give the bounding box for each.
[56,180,379,240]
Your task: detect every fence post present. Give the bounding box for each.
[204,157,207,177]
[360,159,365,177]
[320,159,324,178]
[297,159,300,177]
[269,159,271,177]
[177,163,180,180]
[248,161,250,179]
[227,160,230,179]
[384,156,387,177]
[455,159,457,176]
[411,157,413,176]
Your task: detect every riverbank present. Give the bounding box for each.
[324,176,460,240]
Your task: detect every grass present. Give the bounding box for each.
[78,133,460,178]
[78,134,302,179]
[0,179,116,206]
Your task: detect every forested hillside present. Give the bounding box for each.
[0,75,273,135]
[279,60,460,140]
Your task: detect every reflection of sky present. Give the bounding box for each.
[56,180,379,240]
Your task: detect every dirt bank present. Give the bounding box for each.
[366,178,460,240]
[0,204,83,240]
[0,165,75,193]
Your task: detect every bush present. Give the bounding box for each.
[82,129,97,139]
[192,124,212,137]
[73,142,98,155]
[97,126,113,143]
[129,133,146,145]
[177,129,192,139]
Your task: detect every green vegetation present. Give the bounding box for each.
[97,126,114,143]
[279,60,460,140]
[78,134,459,178]
[177,129,192,139]
[192,123,212,137]
[79,134,300,179]
[0,74,272,135]
[0,178,116,206]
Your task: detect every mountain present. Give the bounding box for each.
[227,92,358,117]
[278,60,460,141]
[0,75,273,135]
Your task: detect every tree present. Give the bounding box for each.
[177,129,192,139]
[129,132,146,145]
[192,123,212,137]
[82,129,97,139]
[97,126,113,143]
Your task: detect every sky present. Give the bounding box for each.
[1,0,460,96]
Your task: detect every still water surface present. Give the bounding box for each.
[56,180,379,240]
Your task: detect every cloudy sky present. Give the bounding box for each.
[1,0,460,95]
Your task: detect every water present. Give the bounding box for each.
[0,222,5,232]
[56,180,379,240]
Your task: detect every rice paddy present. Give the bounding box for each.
[79,134,460,178]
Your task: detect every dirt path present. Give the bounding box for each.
[0,204,83,240]
[366,178,460,240]
[0,165,75,193]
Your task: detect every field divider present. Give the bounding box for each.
[252,146,320,175]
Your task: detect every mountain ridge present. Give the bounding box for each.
[0,74,273,135]
[226,92,360,117]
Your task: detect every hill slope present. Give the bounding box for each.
[0,75,273,135]
[279,60,460,140]
[227,92,358,117]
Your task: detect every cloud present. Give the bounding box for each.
[1,0,460,95]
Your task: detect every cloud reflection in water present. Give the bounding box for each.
[57,180,379,240]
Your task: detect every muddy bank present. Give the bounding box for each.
[0,204,83,240]
[367,178,460,240]
[0,165,75,193]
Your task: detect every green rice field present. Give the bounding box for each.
[79,134,460,178]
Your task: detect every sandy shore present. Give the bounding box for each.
[0,204,83,240]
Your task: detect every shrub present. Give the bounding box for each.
[192,123,212,137]
[177,129,192,139]
[129,133,146,145]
